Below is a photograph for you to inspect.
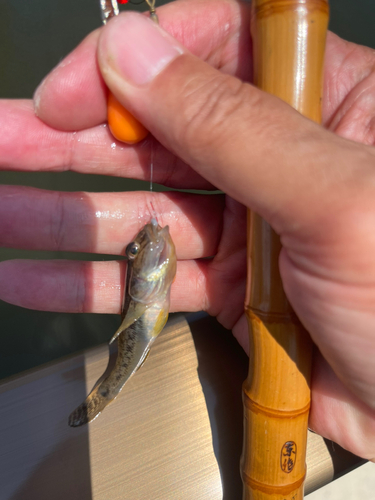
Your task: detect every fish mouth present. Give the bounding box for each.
[150,218,159,234]
[127,219,177,305]
[132,219,172,274]
[148,219,171,262]
[157,233,171,267]
[150,218,168,240]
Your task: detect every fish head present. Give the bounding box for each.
[125,219,177,304]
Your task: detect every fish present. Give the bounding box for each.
[68,218,177,427]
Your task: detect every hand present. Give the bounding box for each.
[1,0,374,460]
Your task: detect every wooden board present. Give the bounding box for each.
[0,314,364,500]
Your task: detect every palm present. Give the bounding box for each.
[212,32,375,334]
[1,0,374,459]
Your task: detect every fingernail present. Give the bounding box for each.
[33,81,44,115]
[100,12,184,86]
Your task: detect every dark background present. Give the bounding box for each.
[1,0,374,379]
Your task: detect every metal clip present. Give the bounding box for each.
[100,0,119,25]
[99,0,158,26]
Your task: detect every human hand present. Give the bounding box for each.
[0,0,374,459]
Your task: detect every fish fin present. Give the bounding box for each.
[136,348,152,372]
[152,308,169,338]
[109,301,147,344]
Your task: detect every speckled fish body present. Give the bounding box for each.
[69,219,176,427]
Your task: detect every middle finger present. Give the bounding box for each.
[0,185,224,259]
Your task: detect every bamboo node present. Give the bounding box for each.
[246,307,301,325]
[255,0,329,18]
[241,469,306,495]
[242,393,311,418]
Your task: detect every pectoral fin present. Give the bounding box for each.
[109,300,147,344]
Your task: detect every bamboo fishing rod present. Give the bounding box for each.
[241,1,329,499]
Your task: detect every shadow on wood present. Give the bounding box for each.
[0,314,365,500]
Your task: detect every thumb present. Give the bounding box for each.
[97,12,368,234]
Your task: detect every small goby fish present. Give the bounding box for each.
[68,219,176,427]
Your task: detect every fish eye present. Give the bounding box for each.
[126,242,140,259]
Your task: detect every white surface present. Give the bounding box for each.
[307,461,375,499]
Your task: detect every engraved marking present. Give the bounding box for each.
[281,441,297,473]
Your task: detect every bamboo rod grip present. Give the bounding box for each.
[241,1,329,499]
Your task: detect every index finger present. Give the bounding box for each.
[33,0,252,131]
[0,99,212,189]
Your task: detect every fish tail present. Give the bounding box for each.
[68,384,112,427]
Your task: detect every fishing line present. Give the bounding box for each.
[148,140,158,221]
[100,0,159,222]
[150,138,154,193]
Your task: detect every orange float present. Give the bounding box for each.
[107,92,148,144]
